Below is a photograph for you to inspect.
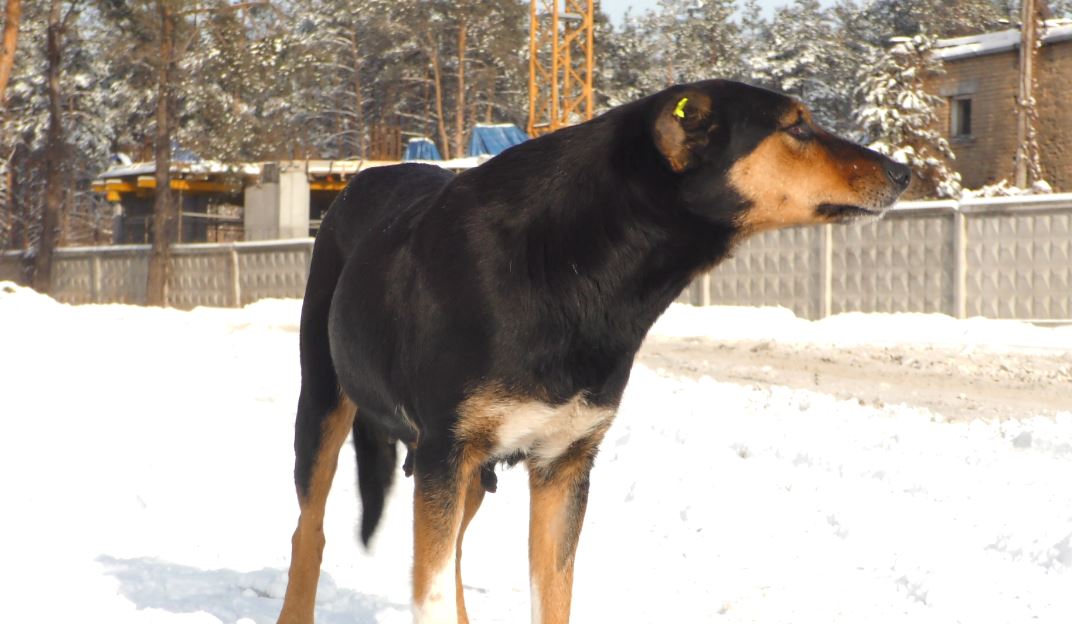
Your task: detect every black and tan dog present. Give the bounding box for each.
[276,80,910,624]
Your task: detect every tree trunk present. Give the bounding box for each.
[0,0,21,108]
[33,0,63,294]
[349,30,365,159]
[9,145,21,250]
[427,34,450,160]
[146,0,176,307]
[454,19,467,159]
[485,69,495,123]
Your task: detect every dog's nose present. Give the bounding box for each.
[886,161,911,189]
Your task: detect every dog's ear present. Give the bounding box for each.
[653,91,715,173]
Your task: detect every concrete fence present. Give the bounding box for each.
[0,239,314,309]
[2,195,1071,321]
[680,194,1072,321]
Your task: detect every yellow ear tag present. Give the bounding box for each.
[673,97,689,119]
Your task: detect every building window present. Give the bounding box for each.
[951,97,972,138]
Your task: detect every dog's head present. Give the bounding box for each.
[649,80,910,233]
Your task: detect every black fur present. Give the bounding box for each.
[291,79,909,544]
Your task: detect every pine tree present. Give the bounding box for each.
[865,0,1005,38]
[855,33,961,198]
[748,0,857,133]
[597,9,663,108]
[2,1,116,252]
[651,0,742,84]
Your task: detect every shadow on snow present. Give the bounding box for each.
[97,555,405,624]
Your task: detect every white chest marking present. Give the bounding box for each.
[459,391,615,468]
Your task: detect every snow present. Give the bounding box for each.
[650,304,1072,353]
[933,19,1072,61]
[1,282,1070,623]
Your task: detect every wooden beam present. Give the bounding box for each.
[134,175,240,193]
[104,180,138,193]
[309,180,347,191]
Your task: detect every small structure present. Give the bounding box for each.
[403,137,443,161]
[930,19,1072,190]
[91,160,256,244]
[92,158,484,243]
[467,124,530,157]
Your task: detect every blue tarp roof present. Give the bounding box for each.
[403,137,442,161]
[468,124,529,157]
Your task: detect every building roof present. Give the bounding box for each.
[934,19,1072,61]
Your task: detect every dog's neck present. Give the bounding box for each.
[515,115,739,324]
[457,116,742,400]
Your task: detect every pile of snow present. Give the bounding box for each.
[1,283,1070,623]
[651,303,1072,353]
[961,179,1054,199]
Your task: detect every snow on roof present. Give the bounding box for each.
[934,19,1072,61]
[98,160,261,180]
[97,156,485,183]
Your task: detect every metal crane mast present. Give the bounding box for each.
[527,0,595,137]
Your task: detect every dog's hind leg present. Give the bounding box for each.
[277,394,357,624]
[526,432,606,624]
[411,440,486,624]
[454,465,486,624]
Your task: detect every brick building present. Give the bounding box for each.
[931,20,1072,191]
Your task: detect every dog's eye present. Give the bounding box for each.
[785,121,814,141]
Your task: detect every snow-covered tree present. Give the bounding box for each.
[2,1,116,252]
[748,0,858,133]
[178,1,301,161]
[598,0,742,110]
[865,0,1005,38]
[651,0,742,84]
[597,9,663,108]
[855,34,961,198]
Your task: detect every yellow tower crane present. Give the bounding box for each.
[527,0,595,137]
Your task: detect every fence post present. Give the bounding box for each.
[229,247,242,307]
[819,223,833,318]
[952,209,968,319]
[91,255,102,303]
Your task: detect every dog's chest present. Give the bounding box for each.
[458,391,615,467]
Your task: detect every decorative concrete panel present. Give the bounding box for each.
[831,213,955,315]
[238,244,313,305]
[707,226,822,319]
[169,252,232,309]
[966,211,1072,319]
[0,253,23,283]
[98,254,148,305]
[52,257,94,305]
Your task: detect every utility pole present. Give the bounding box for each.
[527,0,594,137]
[1014,0,1043,188]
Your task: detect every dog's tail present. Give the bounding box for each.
[352,416,399,545]
[295,205,402,548]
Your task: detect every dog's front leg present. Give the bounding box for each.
[526,436,603,624]
[412,441,484,624]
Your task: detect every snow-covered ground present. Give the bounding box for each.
[1,281,1070,623]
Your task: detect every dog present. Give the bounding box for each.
[276,79,910,624]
